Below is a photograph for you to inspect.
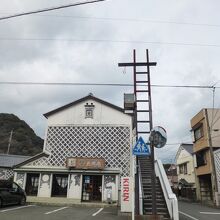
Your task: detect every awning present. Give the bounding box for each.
[179,178,192,186]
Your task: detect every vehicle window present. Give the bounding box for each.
[12,183,19,191]
[0,181,12,188]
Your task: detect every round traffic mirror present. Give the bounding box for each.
[149,126,167,148]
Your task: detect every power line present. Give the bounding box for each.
[0,0,106,21]
[0,81,219,89]
[151,85,216,89]
[0,37,220,48]
[30,16,220,28]
[0,82,133,87]
[1,12,220,29]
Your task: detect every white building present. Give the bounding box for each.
[176,143,196,188]
[13,94,133,204]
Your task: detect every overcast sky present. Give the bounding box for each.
[1,0,220,162]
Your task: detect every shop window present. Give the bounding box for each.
[25,173,39,196]
[196,150,207,167]
[194,125,204,141]
[51,174,68,197]
[179,163,187,175]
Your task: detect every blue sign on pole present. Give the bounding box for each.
[132,137,150,156]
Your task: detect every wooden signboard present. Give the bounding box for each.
[66,157,105,170]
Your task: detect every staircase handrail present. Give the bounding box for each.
[155,159,179,220]
[138,160,144,215]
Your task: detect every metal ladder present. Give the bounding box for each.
[118,49,157,214]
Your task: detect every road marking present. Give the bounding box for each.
[179,211,199,220]
[45,206,68,215]
[0,205,35,213]
[92,208,103,216]
[200,211,220,215]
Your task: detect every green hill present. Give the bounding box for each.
[0,113,43,155]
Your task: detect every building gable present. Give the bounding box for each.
[13,152,49,169]
[176,146,192,164]
[45,96,132,126]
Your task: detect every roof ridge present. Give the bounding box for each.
[43,94,126,118]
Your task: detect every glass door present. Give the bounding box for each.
[82,175,102,202]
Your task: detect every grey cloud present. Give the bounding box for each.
[1,1,220,163]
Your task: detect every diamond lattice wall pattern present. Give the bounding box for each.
[0,169,14,180]
[214,149,220,192]
[28,126,131,176]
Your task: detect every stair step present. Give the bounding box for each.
[143,201,166,206]
[144,213,170,220]
[136,99,149,102]
[136,71,148,74]
[142,181,159,184]
[143,192,164,195]
[142,183,161,186]
[143,187,161,191]
[143,197,164,200]
[144,207,168,212]
[143,195,164,199]
[139,159,170,219]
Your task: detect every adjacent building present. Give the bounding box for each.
[176,144,195,188]
[13,94,133,204]
[175,143,196,199]
[167,164,178,189]
[0,154,29,180]
[191,108,220,204]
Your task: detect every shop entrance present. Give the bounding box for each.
[51,174,68,197]
[82,175,102,202]
[25,173,39,196]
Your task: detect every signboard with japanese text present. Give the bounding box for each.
[66,157,105,170]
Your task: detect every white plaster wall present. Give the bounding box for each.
[67,174,82,200]
[38,174,52,197]
[13,172,17,183]
[102,175,118,202]
[176,149,196,185]
[46,99,131,126]
[14,172,26,190]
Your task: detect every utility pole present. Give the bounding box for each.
[7,129,13,154]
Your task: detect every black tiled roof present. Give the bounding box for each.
[0,154,30,168]
[181,143,193,155]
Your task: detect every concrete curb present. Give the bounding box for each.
[26,201,118,208]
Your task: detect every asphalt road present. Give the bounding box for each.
[2,201,220,220]
[0,205,130,220]
[179,200,220,220]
